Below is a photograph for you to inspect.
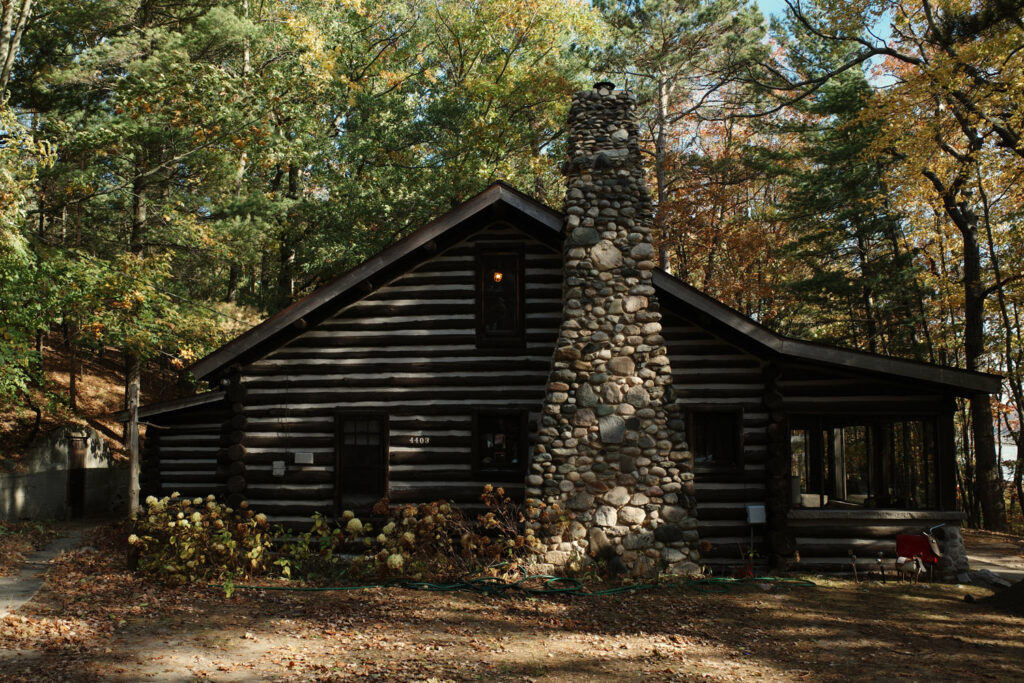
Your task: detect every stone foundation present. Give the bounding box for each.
[526,83,700,576]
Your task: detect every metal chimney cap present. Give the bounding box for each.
[594,81,615,91]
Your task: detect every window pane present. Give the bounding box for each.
[842,426,870,504]
[693,412,739,466]
[477,413,524,475]
[478,253,522,340]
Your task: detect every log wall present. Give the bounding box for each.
[236,222,562,523]
[142,402,230,500]
[661,309,770,569]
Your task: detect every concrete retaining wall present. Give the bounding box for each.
[0,426,127,521]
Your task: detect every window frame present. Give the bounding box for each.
[333,411,390,514]
[686,406,745,471]
[475,243,526,348]
[471,410,529,479]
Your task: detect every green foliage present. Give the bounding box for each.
[273,513,349,581]
[128,493,273,585]
[772,70,929,357]
[0,100,54,408]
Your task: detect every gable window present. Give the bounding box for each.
[689,409,743,468]
[476,247,524,347]
[474,412,527,478]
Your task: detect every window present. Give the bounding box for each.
[689,410,742,468]
[335,414,388,511]
[476,247,524,346]
[474,412,527,477]
[790,419,938,509]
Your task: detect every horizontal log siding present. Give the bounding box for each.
[239,223,560,522]
[778,363,947,414]
[787,509,964,572]
[143,401,230,499]
[662,310,769,565]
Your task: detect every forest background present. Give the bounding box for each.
[1,0,1022,531]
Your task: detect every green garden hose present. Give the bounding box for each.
[214,572,816,597]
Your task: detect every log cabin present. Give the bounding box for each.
[133,84,1000,574]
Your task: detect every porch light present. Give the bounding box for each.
[492,270,504,283]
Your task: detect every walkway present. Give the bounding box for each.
[963,529,1024,584]
[0,527,83,618]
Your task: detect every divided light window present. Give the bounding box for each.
[474,412,528,478]
[476,246,524,347]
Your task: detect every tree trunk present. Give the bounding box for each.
[66,321,78,412]
[962,222,1006,531]
[924,164,1006,531]
[125,164,147,517]
[225,263,239,303]
[0,0,32,95]
[654,76,671,273]
[125,352,141,516]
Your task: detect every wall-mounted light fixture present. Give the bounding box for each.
[492,270,504,284]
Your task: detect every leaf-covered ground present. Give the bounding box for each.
[1,526,1022,682]
[0,521,59,577]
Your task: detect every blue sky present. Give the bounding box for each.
[755,0,791,19]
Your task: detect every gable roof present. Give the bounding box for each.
[187,181,1001,396]
[190,181,561,381]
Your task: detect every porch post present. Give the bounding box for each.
[937,397,957,511]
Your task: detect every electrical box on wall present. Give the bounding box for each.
[294,452,314,465]
[746,504,766,525]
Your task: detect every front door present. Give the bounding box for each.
[335,414,388,513]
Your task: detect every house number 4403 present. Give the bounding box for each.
[410,436,430,445]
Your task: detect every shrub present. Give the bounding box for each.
[351,485,569,581]
[273,512,349,580]
[128,493,272,585]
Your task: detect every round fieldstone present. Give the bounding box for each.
[618,506,645,525]
[625,386,649,408]
[604,486,630,507]
[662,505,687,523]
[630,242,655,260]
[608,356,635,376]
[654,523,685,543]
[598,415,626,443]
[566,491,595,511]
[572,408,596,426]
[623,295,647,313]
[577,383,598,407]
[595,505,618,528]
[570,227,600,246]
[591,240,623,270]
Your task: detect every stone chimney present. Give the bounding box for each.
[527,82,700,576]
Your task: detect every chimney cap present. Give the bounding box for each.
[593,81,615,91]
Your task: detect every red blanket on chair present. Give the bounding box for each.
[896,534,940,565]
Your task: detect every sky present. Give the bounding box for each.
[755,0,791,19]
